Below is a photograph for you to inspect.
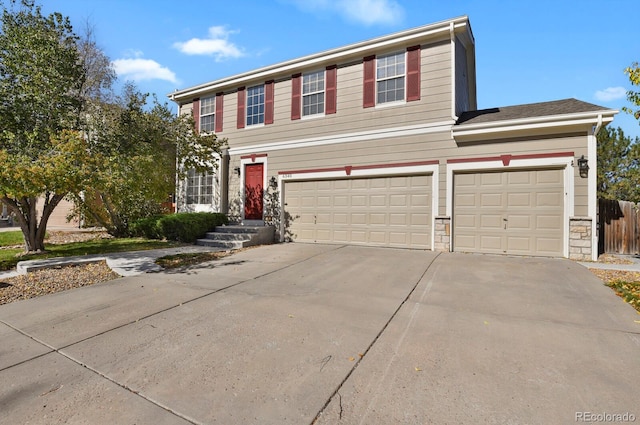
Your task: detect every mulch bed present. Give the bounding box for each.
[0,261,120,306]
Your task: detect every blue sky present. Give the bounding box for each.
[43,0,639,139]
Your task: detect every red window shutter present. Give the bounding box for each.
[407,45,421,102]
[192,98,200,133]
[215,92,224,133]
[325,65,337,115]
[291,73,301,120]
[237,87,245,129]
[265,80,274,125]
[363,55,375,108]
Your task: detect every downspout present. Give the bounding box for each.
[588,114,603,261]
[220,149,230,214]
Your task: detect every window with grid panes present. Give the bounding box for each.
[377,52,405,104]
[302,70,324,116]
[199,96,215,133]
[186,169,214,204]
[246,85,265,126]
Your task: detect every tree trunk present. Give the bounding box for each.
[1,193,65,253]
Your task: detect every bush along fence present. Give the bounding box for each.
[598,199,640,255]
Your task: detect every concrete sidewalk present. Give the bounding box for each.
[1,244,638,424]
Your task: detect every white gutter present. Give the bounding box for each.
[453,110,617,135]
[588,114,603,261]
[169,17,471,102]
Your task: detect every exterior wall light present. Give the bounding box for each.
[234,166,241,177]
[269,176,278,189]
[577,155,589,178]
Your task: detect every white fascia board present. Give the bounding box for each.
[228,121,454,156]
[169,17,470,102]
[452,111,617,139]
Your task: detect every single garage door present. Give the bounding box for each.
[284,175,432,249]
[453,168,564,257]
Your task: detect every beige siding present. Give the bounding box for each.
[227,131,589,220]
[192,41,452,150]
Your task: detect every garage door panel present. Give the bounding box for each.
[480,193,503,207]
[411,213,429,225]
[480,235,502,250]
[454,169,564,257]
[390,213,408,225]
[390,194,408,206]
[537,192,563,206]
[480,214,503,229]
[507,193,531,207]
[481,173,503,186]
[536,237,562,254]
[370,195,386,206]
[285,175,432,249]
[351,213,366,225]
[508,172,532,185]
[536,215,562,229]
[508,215,531,230]
[455,193,476,207]
[370,213,387,225]
[389,232,408,244]
[507,236,531,252]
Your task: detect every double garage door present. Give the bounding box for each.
[284,175,432,249]
[283,168,565,257]
[453,168,564,257]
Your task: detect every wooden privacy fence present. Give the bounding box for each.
[598,199,640,255]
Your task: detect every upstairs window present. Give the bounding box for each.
[246,85,265,126]
[302,70,325,116]
[186,169,214,205]
[376,51,405,104]
[199,96,215,133]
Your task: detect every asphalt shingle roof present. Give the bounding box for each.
[456,98,613,126]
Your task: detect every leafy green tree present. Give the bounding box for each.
[623,62,640,121]
[0,0,86,252]
[70,84,226,237]
[597,126,640,203]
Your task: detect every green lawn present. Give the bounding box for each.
[0,231,24,247]
[0,235,184,271]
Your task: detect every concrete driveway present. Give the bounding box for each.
[0,244,638,424]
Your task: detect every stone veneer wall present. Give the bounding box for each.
[569,217,593,261]
[434,216,451,252]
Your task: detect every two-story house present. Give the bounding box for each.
[169,16,616,261]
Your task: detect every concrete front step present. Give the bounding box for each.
[196,225,275,249]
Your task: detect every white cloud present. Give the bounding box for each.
[173,26,244,61]
[594,86,627,102]
[112,58,178,84]
[289,0,404,26]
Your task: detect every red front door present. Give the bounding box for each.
[244,163,264,220]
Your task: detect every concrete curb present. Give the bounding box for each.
[0,246,226,280]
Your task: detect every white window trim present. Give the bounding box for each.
[302,69,326,118]
[375,50,407,107]
[182,154,221,212]
[278,163,439,248]
[446,156,574,258]
[245,84,265,127]
[199,96,216,134]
